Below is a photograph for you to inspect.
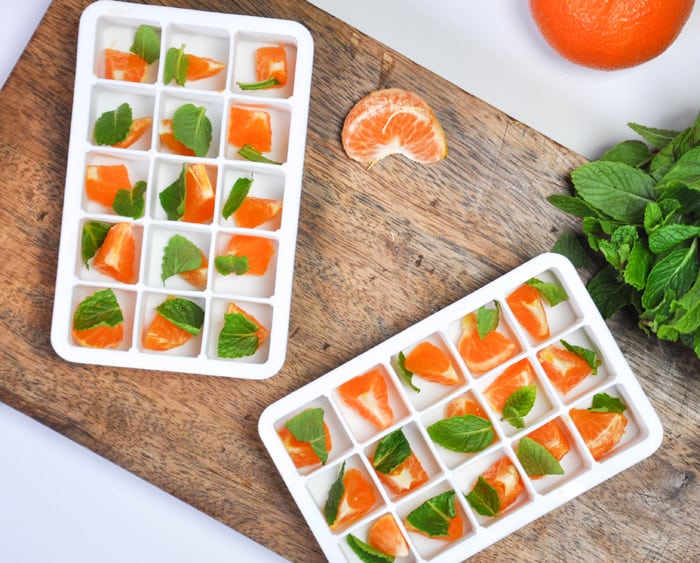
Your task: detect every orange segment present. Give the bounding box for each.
[224,235,275,276]
[185,53,225,81]
[445,396,488,420]
[85,164,132,207]
[228,106,272,152]
[506,284,550,340]
[234,197,283,228]
[405,494,464,542]
[482,456,525,513]
[526,419,571,461]
[182,163,215,224]
[92,222,137,284]
[256,45,288,87]
[331,468,377,530]
[143,311,193,351]
[537,344,593,394]
[374,452,428,495]
[341,88,447,165]
[338,369,394,430]
[226,302,269,349]
[277,422,332,468]
[104,48,148,82]
[159,119,196,156]
[457,312,518,375]
[72,323,124,349]
[570,408,627,461]
[404,341,459,385]
[368,514,409,558]
[179,251,208,290]
[113,117,152,149]
[482,359,536,413]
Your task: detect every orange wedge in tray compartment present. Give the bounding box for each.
[143,311,193,351]
[104,48,148,82]
[179,251,208,290]
[223,235,275,276]
[482,358,535,413]
[182,163,215,224]
[277,421,332,468]
[538,344,593,394]
[570,407,627,461]
[445,396,496,445]
[458,312,518,375]
[159,119,196,156]
[92,222,137,284]
[226,302,270,348]
[72,321,124,349]
[374,451,428,495]
[506,283,550,340]
[403,341,459,385]
[185,53,225,81]
[482,456,525,513]
[330,468,377,530]
[113,117,152,149]
[234,197,283,229]
[228,106,272,153]
[526,419,571,463]
[256,45,287,87]
[338,368,394,430]
[85,164,132,207]
[368,514,409,558]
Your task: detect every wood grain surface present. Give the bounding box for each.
[1,1,698,561]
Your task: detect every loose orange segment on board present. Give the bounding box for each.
[224,235,275,276]
[338,369,394,430]
[226,302,269,348]
[506,284,550,341]
[483,359,536,413]
[374,452,429,495]
[457,312,518,375]
[159,119,196,156]
[179,251,208,290]
[331,468,377,530]
[113,117,152,149]
[92,222,137,284]
[278,422,332,468]
[404,341,459,385]
[537,344,593,394]
[368,514,409,558]
[142,311,193,351]
[72,323,124,349]
[228,106,272,152]
[256,45,288,87]
[85,164,132,207]
[341,88,448,165]
[234,197,283,229]
[185,53,225,81]
[570,408,627,461]
[182,163,215,224]
[527,419,571,462]
[482,456,525,513]
[104,48,148,82]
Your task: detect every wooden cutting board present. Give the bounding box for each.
[1,0,697,561]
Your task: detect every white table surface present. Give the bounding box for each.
[3,1,700,562]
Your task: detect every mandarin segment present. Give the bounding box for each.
[182,163,216,224]
[481,456,525,513]
[277,422,332,469]
[185,53,225,81]
[85,164,132,207]
[538,344,593,394]
[374,452,429,495]
[72,323,124,349]
[223,235,275,276]
[228,106,273,152]
[368,514,409,558]
[330,468,377,530]
[92,222,138,284]
[506,284,550,340]
[234,197,283,229]
[255,45,288,87]
[113,117,152,149]
[159,119,196,156]
[404,341,459,385]
[570,407,628,460]
[526,419,571,461]
[457,312,518,375]
[104,48,149,82]
[482,358,536,413]
[338,369,394,430]
[142,311,194,351]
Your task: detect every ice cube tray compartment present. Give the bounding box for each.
[259,253,663,562]
[51,1,313,378]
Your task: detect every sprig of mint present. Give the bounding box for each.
[221,177,253,219]
[217,311,260,358]
[549,111,700,359]
[476,304,499,339]
[396,351,421,392]
[588,392,627,414]
[161,234,204,283]
[427,415,494,453]
[156,298,204,335]
[130,25,160,64]
[284,408,329,465]
[465,476,500,517]
[372,429,411,474]
[112,180,146,219]
[81,221,112,267]
[164,44,189,86]
[72,288,123,331]
[405,490,457,537]
[346,534,394,563]
[94,103,133,146]
[172,103,212,157]
[516,436,564,477]
[324,462,346,526]
[501,385,536,428]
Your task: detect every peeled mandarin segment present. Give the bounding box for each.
[226,302,269,348]
[404,341,459,385]
[457,313,518,375]
[142,311,193,351]
[330,468,377,530]
[482,456,524,513]
[445,396,488,419]
[341,88,447,165]
[104,48,148,82]
[375,452,428,495]
[234,197,283,229]
[405,503,463,542]
[277,422,332,468]
[182,163,215,224]
[92,222,137,284]
[185,53,225,81]
[72,323,124,349]
[337,369,394,430]
[255,45,287,86]
[526,419,571,461]
[85,164,132,207]
[506,284,550,340]
[113,117,152,149]
[228,106,272,152]
[482,358,536,413]
[537,345,593,394]
[368,514,409,558]
[225,235,275,276]
[159,119,196,156]
[178,252,208,289]
[570,408,628,461]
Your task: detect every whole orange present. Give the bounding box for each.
[529,0,695,70]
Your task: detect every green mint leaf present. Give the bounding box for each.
[161,234,204,283]
[465,476,500,517]
[396,351,420,392]
[285,408,328,465]
[173,103,212,157]
[155,297,204,335]
[238,144,281,164]
[642,241,698,309]
[526,277,569,306]
[81,221,112,267]
[222,177,253,219]
[649,114,700,180]
[627,121,680,150]
[503,385,536,417]
[599,140,651,168]
[547,194,603,218]
[657,145,700,189]
[501,406,524,429]
[427,415,493,453]
[648,224,700,254]
[517,436,564,477]
[236,77,281,91]
[324,462,346,525]
[346,534,394,563]
[476,304,499,339]
[623,239,653,291]
[214,255,250,276]
[552,231,589,268]
[94,103,133,146]
[130,25,160,64]
[587,265,633,319]
[112,180,146,219]
[159,165,186,220]
[372,429,411,474]
[72,288,124,331]
[164,44,188,85]
[406,490,457,537]
[560,339,600,374]
[217,312,260,358]
[589,393,627,414]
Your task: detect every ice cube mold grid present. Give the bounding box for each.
[259,253,663,562]
[50,1,313,378]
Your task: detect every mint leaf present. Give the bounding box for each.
[238,144,281,164]
[324,462,346,525]
[560,339,600,374]
[547,194,603,218]
[517,436,564,477]
[589,393,627,414]
[623,239,653,291]
[173,103,212,157]
[164,45,188,85]
[222,177,253,219]
[526,277,569,306]
[112,180,146,219]
[396,351,420,392]
[501,406,525,429]
[346,534,394,563]
[372,429,411,474]
[587,265,633,319]
[465,476,500,517]
[284,408,328,465]
[406,490,457,537]
[72,288,123,331]
[552,231,589,268]
[476,304,499,339]
[161,234,204,283]
[94,103,133,146]
[427,415,493,453]
[642,241,698,309]
[627,121,679,150]
[501,386,536,428]
[130,25,160,64]
[648,224,700,254]
[81,221,111,267]
[217,312,260,358]
[599,140,651,168]
[159,165,186,220]
[214,255,250,276]
[155,297,204,335]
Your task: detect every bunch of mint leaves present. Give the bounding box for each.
[549,112,700,359]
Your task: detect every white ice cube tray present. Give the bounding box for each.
[259,253,663,562]
[50,1,313,378]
